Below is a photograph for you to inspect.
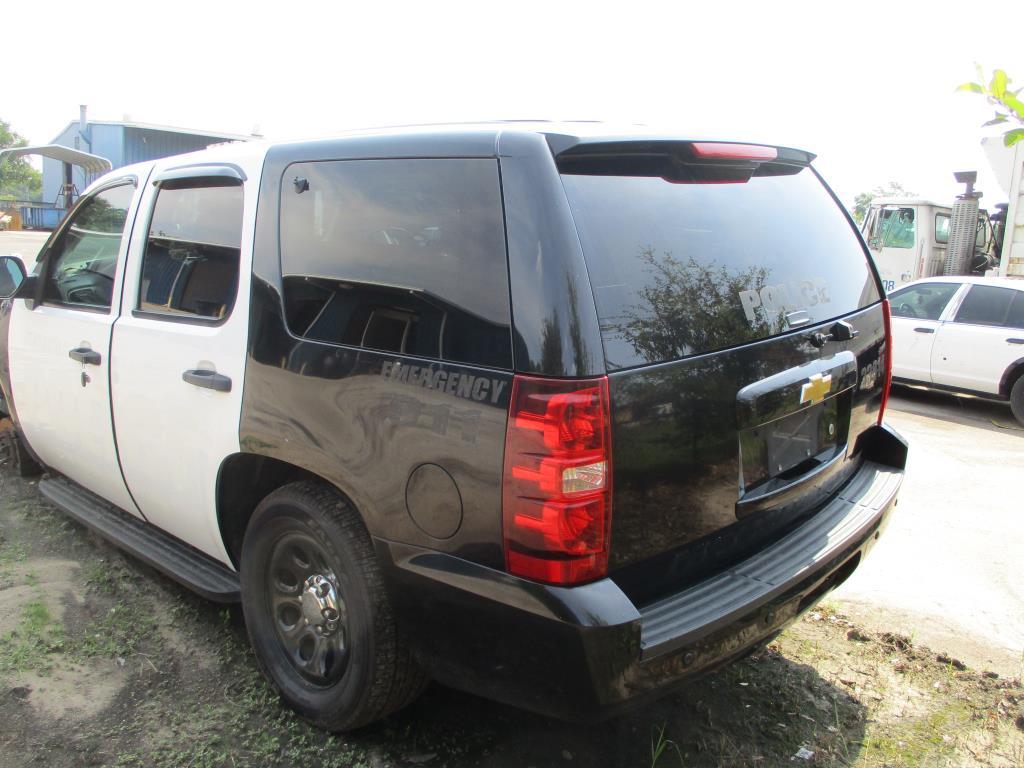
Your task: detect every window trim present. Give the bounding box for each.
[39,177,138,314]
[134,175,245,327]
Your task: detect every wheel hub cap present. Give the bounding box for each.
[301,574,342,636]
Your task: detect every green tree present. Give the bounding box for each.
[957,67,1024,147]
[0,118,43,200]
[852,181,916,224]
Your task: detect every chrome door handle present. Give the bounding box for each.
[182,369,232,392]
[69,347,101,365]
[913,327,935,334]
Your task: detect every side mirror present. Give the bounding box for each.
[0,256,27,300]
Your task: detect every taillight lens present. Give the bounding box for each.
[502,375,612,586]
[878,299,893,425]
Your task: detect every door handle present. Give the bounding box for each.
[69,347,102,365]
[1008,338,1024,345]
[182,369,232,392]
[913,327,936,334]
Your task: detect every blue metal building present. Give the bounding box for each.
[42,107,252,206]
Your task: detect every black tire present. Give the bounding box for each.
[240,481,427,731]
[1010,375,1024,427]
[0,419,43,477]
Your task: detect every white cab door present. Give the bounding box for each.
[887,281,963,383]
[110,160,257,564]
[931,284,1024,395]
[8,178,146,513]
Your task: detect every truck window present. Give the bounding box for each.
[42,182,135,310]
[559,159,881,369]
[138,179,243,321]
[879,207,915,248]
[935,213,950,244]
[279,159,512,370]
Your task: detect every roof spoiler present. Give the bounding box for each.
[545,136,816,165]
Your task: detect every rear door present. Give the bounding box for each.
[110,161,254,564]
[931,284,1024,394]
[8,178,145,513]
[887,281,963,383]
[555,142,887,593]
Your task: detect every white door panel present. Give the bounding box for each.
[931,323,1017,394]
[110,154,259,566]
[890,316,939,383]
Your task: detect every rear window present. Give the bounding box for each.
[559,157,882,369]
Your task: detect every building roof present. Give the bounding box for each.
[50,119,254,144]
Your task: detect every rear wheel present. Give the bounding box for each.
[239,481,426,731]
[1010,375,1024,426]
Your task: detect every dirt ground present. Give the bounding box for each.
[0,460,1021,767]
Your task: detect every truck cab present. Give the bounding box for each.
[862,197,991,291]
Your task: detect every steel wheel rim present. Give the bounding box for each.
[266,531,349,686]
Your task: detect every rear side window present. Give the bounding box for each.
[559,155,881,369]
[279,158,512,369]
[139,179,244,321]
[954,285,1019,327]
[889,282,960,320]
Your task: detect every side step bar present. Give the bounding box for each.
[39,476,240,602]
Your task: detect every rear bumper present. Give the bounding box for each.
[376,425,906,721]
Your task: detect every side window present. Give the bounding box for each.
[42,183,135,309]
[279,158,512,369]
[954,285,1016,327]
[935,213,950,244]
[138,179,243,321]
[880,207,915,248]
[889,283,960,320]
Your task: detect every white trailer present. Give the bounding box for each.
[982,137,1024,277]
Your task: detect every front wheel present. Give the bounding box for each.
[240,481,427,731]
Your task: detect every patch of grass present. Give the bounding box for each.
[860,701,970,766]
[0,599,64,676]
[70,601,158,661]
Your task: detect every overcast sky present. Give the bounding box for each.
[5,0,1023,207]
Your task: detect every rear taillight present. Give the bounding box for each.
[502,375,612,586]
[879,299,893,425]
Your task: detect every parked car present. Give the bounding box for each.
[0,124,906,730]
[888,276,1024,424]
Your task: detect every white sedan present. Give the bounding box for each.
[887,276,1024,424]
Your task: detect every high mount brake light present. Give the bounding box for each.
[878,299,893,425]
[690,142,778,161]
[502,375,612,586]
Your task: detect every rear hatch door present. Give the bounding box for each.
[556,141,887,601]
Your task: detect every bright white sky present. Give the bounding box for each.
[5,0,1023,208]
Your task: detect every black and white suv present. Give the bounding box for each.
[0,124,906,730]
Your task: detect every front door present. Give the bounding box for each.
[8,178,145,513]
[110,162,254,564]
[887,281,963,383]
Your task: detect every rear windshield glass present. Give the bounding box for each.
[559,158,881,369]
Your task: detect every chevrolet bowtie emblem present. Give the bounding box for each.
[800,373,832,406]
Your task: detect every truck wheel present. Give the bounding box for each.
[239,481,427,731]
[1011,375,1024,427]
[0,419,43,478]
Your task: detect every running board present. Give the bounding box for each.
[39,476,240,602]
